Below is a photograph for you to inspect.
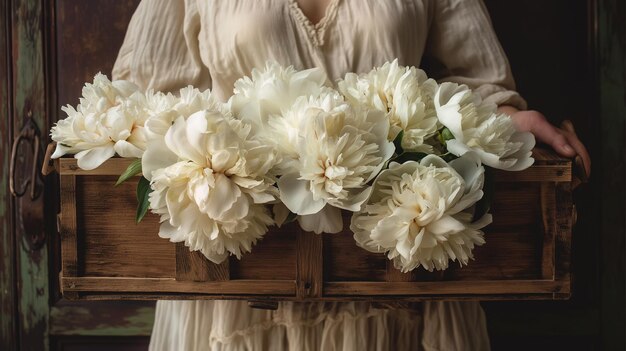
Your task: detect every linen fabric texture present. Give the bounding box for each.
[112,0,526,349]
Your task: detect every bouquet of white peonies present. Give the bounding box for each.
[50,60,535,272]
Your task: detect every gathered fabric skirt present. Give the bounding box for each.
[148,300,490,351]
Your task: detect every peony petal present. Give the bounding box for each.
[204,174,242,219]
[165,116,205,165]
[444,139,472,158]
[331,186,373,211]
[75,144,115,170]
[114,140,144,158]
[142,138,178,181]
[51,143,72,159]
[427,215,465,236]
[298,205,343,234]
[277,173,326,215]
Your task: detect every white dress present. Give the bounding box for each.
[112,0,527,350]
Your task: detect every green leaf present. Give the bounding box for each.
[438,127,455,147]
[284,211,298,225]
[392,130,404,155]
[473,166,495,222]
[441,127,455,141]
[115,159,142,186]
[136,176,152,224]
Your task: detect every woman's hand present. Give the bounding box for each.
[498,105,591,177]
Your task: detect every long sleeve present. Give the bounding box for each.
[111,0,211,93]
[424,0,527,109]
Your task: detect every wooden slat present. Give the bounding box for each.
[73,293,565,302]
[59,157,138,176]
[324,280,569,296]
[0,1,15,347]
[494,165,571,183]
[175,243,229,281]
[540,182,557,280]
[79,176,175,278]
[60,175,78,277]
[386,260,416,282]
[61,277,295,295]
[296,230,323,298]
[554,183,573,288]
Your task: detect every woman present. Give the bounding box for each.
[112,1,590,350]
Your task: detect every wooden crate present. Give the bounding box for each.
[56,149,574,301]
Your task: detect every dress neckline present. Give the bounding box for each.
[288,0,341,47]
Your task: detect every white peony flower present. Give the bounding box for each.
[351,153,491,272]
[338,60,440,153]
[435,82,535,171]
[144,110,278,263]
[140,87,225,181]
[276,90,395,234]
[50,73,143,170]
[229,61,327,133]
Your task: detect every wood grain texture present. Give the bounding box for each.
[324,280,569,296]
[55,0,140,118]
[58,149,573,300]
[59,158,138,176]
[296,230,323,298]
[0,0,15,348]
[386,260,416,282]
[175,243,229,281]
[50,301,154,336]
[61,277,295,295]
[12,0,50,349]
[60,176,78,277]
[540,183,557,280]
[77,176,175,278]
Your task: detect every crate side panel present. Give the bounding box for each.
[229,224,297,280]
[324,223,388,282]
[445,182,543,280]
[77,176,176,278]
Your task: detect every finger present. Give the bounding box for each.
[564,132,591,177]
[529,117,576,157]
[560,120,575,134]
[550,133,577,157]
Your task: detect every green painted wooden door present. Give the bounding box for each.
[1,1,154,350]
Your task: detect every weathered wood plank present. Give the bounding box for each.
[73,293,567,302]
[50,301,154,336]
[60,277,569,298]
[494,165,571,183]
[540,183,557,280]
[385,260,416,282]
[0,0,15,348]
[59,157,139,176]
[554,183,573,286]
[60,176,78,277]
[61,277,296,295]
[175,243,230,281]
[12,0,49,349]
[296,230,323,298]
[324,280,569,296]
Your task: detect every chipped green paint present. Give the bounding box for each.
[50,305,155,336]
[12,0,48,350]
[0,0,16,349]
